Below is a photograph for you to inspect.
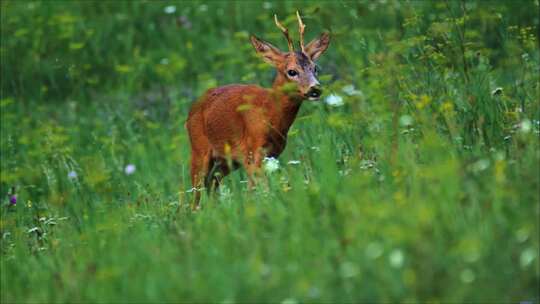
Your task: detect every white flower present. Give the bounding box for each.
[520,247,536,268]
[67,171,78,179]
[342,84,362,96]
[365,242,383,259]
[218,184,231,200]
[389,249,404,268]
[28,227,39,233]
[287,160,301,165]
[491,87,503,96]
[340,261,359,278]
[339,169,352,176]
[263,2,272,9]
[360,159,376,169]
[198,4,208,12]
[518,119,531,134]
[324,94,344,107]
[186,187,198,193]
[263,157,280,173]
[399,115,413,127]
[471,159,490,173]
[160,58,169,65]
[164,5,176,14]
[124,164,136,175]
[307,287,320,299]
[460,269,475,283]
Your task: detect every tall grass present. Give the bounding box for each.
[1,1,539,302]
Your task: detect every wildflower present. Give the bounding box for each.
[360,159,376,169]
[324,94,344,107]
[124,164,136,175]
[160,58,169,65]
[287,160,301,165]
[177,15,192,29]
[339,169,352,176]
[218,184,231,200]
[263,2,272,9]
[307,287,320,299]
[115,64,132,74]
[365,242,383,259]
[263,157,280,173]
[460,269,475,283]
[416,94,431,109]
[199,4,208,12]
[520,247,536,268]
[471,159,490,173]
[342,84,362,96]
[281,298,297,304]
[68,170,78,179]
[260,263,271,277]
[164,5,176,14]
[470,159,490,173]
[518,119,532,134]
[389,249,404,268]
[9,195,16,205]
[399,115,413,127]
[491,87,503,96]
[186,187,198,193]
[340,261,359,278]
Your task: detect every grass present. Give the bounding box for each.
[1,1,539,302]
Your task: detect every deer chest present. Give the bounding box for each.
[264,131,288,157]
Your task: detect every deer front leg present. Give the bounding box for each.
[242,146,265,189]
[241,110,269,189]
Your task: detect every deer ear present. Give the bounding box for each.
[305,32,330,61]
[250,35,285,66]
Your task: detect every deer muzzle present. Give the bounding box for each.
[306,86,322,100]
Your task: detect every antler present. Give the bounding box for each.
[296,11,306,53]
[274,14,294,52]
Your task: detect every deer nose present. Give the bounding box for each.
[307,86,322,99]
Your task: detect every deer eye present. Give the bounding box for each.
[287,70,298,77]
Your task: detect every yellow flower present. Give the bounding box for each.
[440,101,454,114]
[416,94,431,110]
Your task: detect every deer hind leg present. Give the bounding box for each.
[205,157,235,196]
[190,150,210,210]
[204,158,221,195]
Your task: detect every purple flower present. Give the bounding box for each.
[176,15,192,29]
[124,164,136,175]
[68,170,78,179]
[9,195,16,205]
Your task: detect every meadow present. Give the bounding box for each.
[1,1,539,302]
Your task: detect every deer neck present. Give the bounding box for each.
[271,73,303,137]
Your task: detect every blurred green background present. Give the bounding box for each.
[1,0,539,302]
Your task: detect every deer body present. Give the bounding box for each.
[186,12,330,207]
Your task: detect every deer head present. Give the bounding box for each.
[250,11,330,100]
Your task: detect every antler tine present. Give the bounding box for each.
[274,14,294,52]
[296,10,306,53]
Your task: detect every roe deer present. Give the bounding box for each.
[186,11,330,208]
